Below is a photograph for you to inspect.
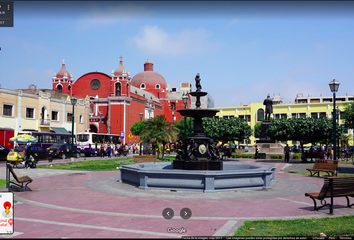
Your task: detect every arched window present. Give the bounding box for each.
[140,83,146,89]
[257,108,265,122]
[155,84,160,89]
[116,83,121,96]
[68,85,71,93]
[57,85,62,93]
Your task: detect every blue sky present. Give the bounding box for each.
[1,1,354,107]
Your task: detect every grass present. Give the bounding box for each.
[235,216,354,237]
[37,158,135,171]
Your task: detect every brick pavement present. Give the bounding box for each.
[1,157,354,238]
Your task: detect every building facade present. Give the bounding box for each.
[52,57,192,144]
[212,95,354,147]
[0,85,89,148]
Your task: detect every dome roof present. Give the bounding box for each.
[131,59,167,89]
[131,71,167,89]
[56,59,71,78]
[114,55,126,76]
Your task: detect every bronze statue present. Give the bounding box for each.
[195,73,202,92]
[263,94,273,120]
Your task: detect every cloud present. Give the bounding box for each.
[75,2,151,30]
[267,52,291,60]
[130,25,218,56]
[226,18,239,28]
[17,68,55,89]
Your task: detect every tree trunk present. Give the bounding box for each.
[300,141,307,162]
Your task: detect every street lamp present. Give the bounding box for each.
[329,79,340,161]
[337,107,340,159]
[70,94,77,161]
[182,92,188,139]
[139,112,143,155]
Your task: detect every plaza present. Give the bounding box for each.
[2,156,354,238]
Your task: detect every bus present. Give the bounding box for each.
[76,132,121,157]
[18,131,75,149]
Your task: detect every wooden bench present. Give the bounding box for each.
[306,159,338,177]
[7,164,33,191]
[305,176,354,214]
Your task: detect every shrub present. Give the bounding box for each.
[270,154,283,159]
[291,153,301,159]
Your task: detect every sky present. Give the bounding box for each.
[1,1,354,108]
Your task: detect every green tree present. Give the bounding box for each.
[202,117,252,145]
[267,117,343,162]
[254,122,262,139]
[139,115,178,159]
[130,121,145,136]
[342,102,354,145]
[176,117,194,142]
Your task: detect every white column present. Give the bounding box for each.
[123,100,126,145]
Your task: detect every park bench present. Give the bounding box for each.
[306,159,338,177]
[305,176,354,214]
[7,164,33,191]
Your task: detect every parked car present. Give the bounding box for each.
[23,145,51,161]
[47,144,81,159]
[0,144,10,160]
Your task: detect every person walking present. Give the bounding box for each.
[284,144,290,163]
[100,145,105,158]
[255,145,259,159]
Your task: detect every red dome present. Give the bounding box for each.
[131,60,167,90]
[56,59,71,78]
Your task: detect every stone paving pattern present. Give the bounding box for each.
[1,156,354,238]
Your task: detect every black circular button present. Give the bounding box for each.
[180,208,192,220]
[162,208,174,220]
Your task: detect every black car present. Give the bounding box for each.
[47,144,81,159]
[23,145,51,161]
[0,144,10,160]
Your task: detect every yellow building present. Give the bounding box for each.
[212,94,354,147]
[0,85,90,141]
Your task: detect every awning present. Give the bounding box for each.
[51,127,71,134]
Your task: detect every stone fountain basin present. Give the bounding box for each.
[177,109,219,118]
[120,162,276,193]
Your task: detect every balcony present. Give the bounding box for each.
[40,118,50,126]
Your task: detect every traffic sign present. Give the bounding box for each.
[120,131,124,139]
[128,133,134,139]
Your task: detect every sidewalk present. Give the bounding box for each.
[1,158,354,238]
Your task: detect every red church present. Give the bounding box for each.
[52,56,191,144]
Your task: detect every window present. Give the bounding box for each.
[299,113,306,118]
[257,109,264,122]
[90,105,94,114]
[50,111,58,121]
[171,102,176,111]
[57,85,62,93]
[3,104,13,117]
[140,83,146,89]
[155,84,160,89]
[292,113,297,118]
[319,112,326,118]
[116,83,121,96]
[26,107,35,119]
[67,113,73,122]
[311,113,318,119]
[79,114,83,123]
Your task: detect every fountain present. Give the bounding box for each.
[120,74,276,193]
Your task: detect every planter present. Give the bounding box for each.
[235,149,245,153]
[133,155,157,164]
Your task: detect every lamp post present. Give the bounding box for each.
[329,79,340,161]
[70,95,77,162]
[337,107,340,159]
[182,92,188,139]
[139,112,143,155]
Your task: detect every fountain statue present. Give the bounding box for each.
[173,73,222,170]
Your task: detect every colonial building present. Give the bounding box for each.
[52,56,192,144]
[0,84,89,148]
[212,94,354,147]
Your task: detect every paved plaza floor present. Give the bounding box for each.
[1,157,354,238]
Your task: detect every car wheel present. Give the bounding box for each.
[61,154,66,159]
[75,153,80,158]
[85,153,91,157]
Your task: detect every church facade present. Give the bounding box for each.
[52,57,191,144]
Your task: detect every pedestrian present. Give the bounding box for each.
[330,148,334,160]
[107,144,111,158]
[326,147,330,159]
[284,144,290,163]
[100,145,104,158]
[255,145,259,159]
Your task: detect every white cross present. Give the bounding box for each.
[119,55,123,61]
[62,59,65,64]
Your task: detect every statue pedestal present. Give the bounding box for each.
[173,160,223,170]
[257,120,275,143]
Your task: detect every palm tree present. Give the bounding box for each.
[139,115,178,159]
